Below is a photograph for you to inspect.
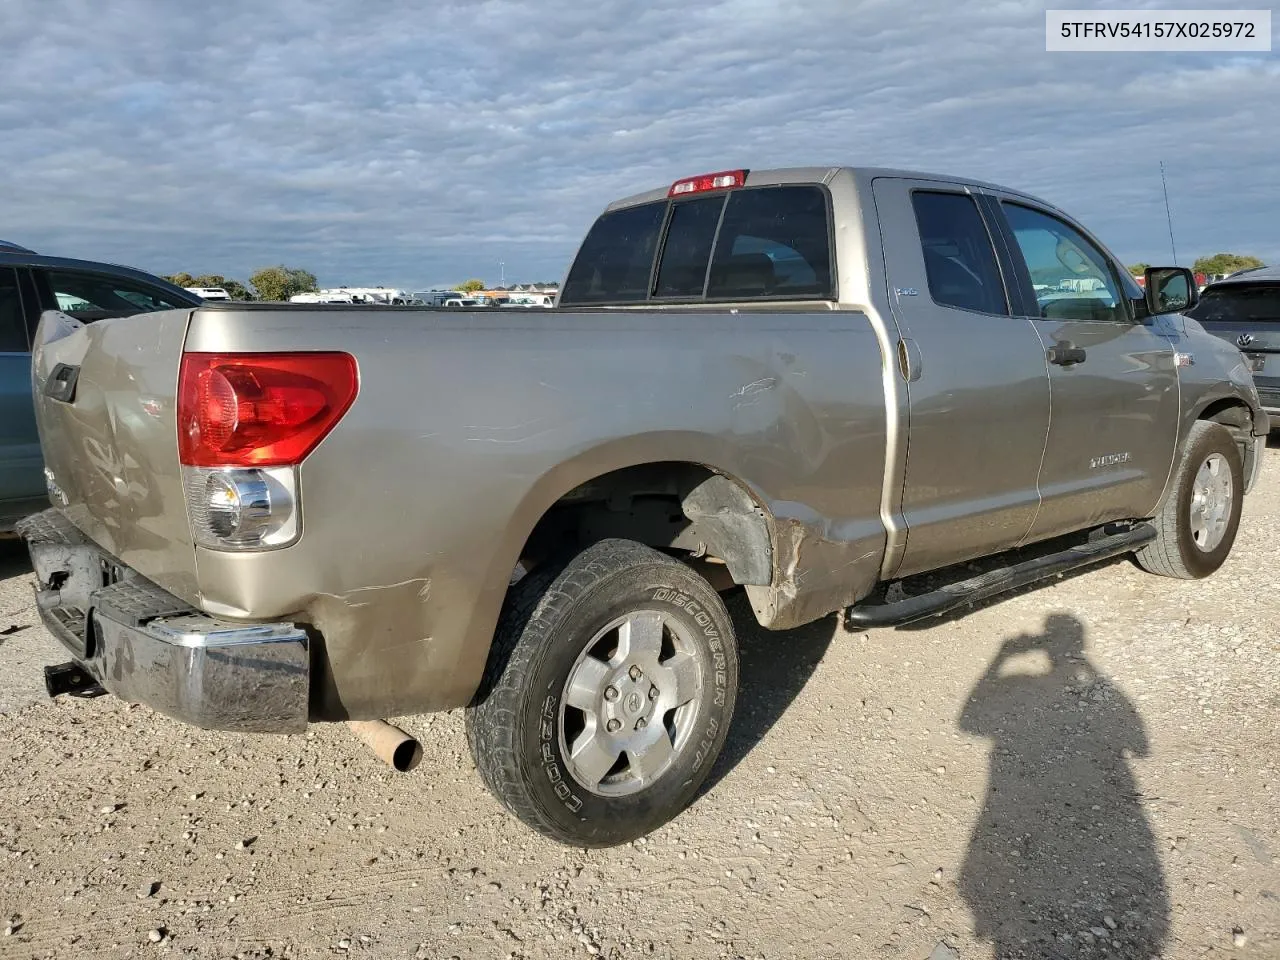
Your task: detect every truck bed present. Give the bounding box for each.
[32,302,891,719]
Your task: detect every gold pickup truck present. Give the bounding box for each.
[16,166,1268,847]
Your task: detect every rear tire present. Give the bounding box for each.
[1136,421,1243,579]
[466,538,738,847]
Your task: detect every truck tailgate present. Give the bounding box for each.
[31,307,200,603]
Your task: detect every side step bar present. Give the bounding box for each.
[844,523,1156,629]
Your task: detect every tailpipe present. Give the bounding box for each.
[347,720,423,773]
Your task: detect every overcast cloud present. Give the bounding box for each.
[1,0,1276,289]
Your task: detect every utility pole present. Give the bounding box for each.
[1159,160,1178,266]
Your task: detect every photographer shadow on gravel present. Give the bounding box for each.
[958,613,1169,959]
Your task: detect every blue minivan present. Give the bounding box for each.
[0,242,201,530]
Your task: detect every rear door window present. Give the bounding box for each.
[706,186,833,299]
[560,202,667,304]
[910,191,1009,316]
[654,196,725,298]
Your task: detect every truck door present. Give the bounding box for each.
[871,178,1051,578]
[984,195,1179,542]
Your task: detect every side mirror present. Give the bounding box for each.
[1144,266,1198,315]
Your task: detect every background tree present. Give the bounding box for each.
[250,266,319,301]
[1127,263,1150,276]
[192,274,253,300]
[164,272,254,300]
[458,278,486,293]
[1192,253,1265,276]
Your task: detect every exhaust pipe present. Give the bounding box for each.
[347,720,423,773]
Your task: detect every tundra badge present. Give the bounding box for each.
[1090,452,1131,469]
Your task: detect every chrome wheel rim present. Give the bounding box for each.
[1189,452,1232,552]
[558,610,703,797]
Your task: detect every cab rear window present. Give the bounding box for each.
[560,202,666,304]
[560,184,833,305]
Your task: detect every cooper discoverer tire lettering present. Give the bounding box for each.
[465,538,739,847]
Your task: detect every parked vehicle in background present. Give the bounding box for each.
[319,287,416,305]
[288,292,356,304]
[503,294,555,308]
[0,246,199,530]
[443,296,486,307]
[185,286,233,301]
[416,290,462,306]
[16,166,1268,849]
[1187,265,1280,421]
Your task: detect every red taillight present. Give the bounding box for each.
[177,352,358,467]
[668,169,747,197]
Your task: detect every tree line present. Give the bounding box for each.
[163,266,319,302]
[1127,253,1266,276]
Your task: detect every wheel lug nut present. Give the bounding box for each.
[635,718,647,730]
[628,665,642,681]
[606,719,622,733]
[648,686,659,701]
[604,686,619,702]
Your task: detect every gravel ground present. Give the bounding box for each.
[1,445,1277,960]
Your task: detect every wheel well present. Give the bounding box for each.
[517,463,773,588]
[1198,399,1257,485]
[1198,398,1252,436]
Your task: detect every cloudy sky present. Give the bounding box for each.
[2,0,1276,290]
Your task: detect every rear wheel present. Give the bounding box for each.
[466,538,738,847]
[1136,421,1243,579]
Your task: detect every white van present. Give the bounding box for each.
[185,286,233,301]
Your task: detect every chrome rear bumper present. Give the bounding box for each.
[17,509,309,734]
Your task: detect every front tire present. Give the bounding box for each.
[1136,420,1243,579]
[466,538,739,847]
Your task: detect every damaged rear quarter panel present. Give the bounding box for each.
[183,306,888,720]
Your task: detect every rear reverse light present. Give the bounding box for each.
[183,464,299,551]
[668,169,748,197]
[177,352,358,467]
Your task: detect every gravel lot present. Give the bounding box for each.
[1,443,1278,960]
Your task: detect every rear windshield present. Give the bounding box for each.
[1186,283,1280,323]
[560,184,833,305]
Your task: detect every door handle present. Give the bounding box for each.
[1046,342,1087,367]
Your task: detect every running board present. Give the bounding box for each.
[844,524,1156,629]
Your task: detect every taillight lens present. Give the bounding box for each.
[177,352,358,467]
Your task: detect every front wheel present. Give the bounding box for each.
[1136,420,1243,579]
[466,538,739,847]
